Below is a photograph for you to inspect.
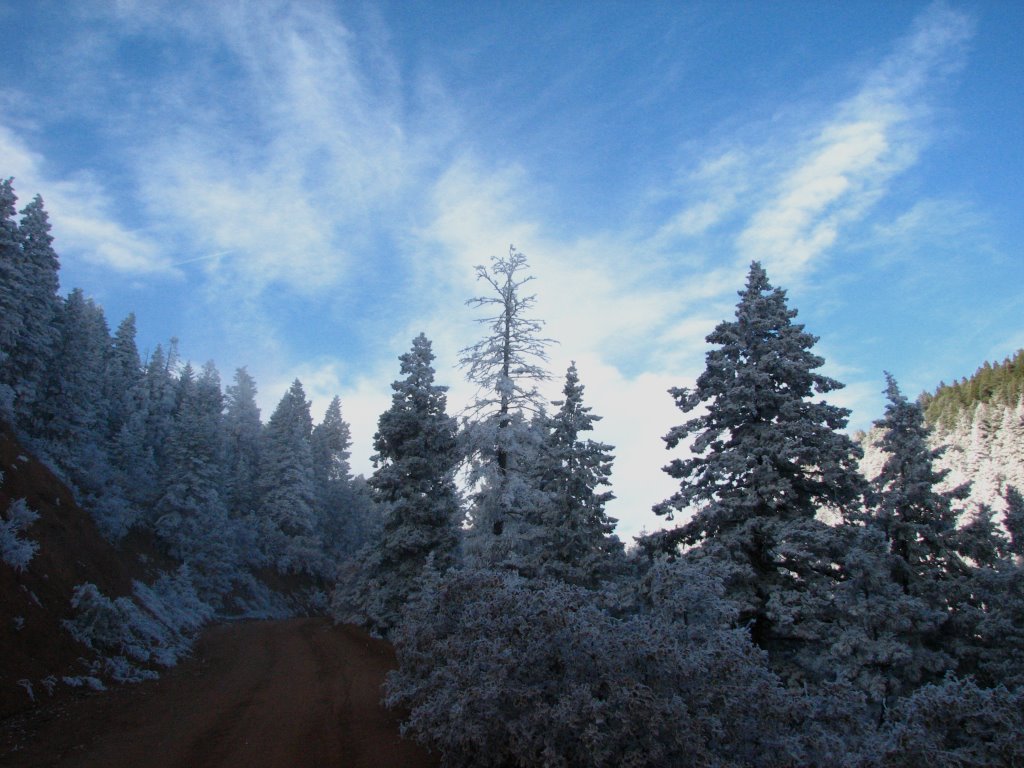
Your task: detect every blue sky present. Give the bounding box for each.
[1,1,1021,539]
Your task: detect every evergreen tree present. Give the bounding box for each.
[153,362,239,601]
[311,395,352,492]
[823,525,950,706]
[311,395,371,559]
[258,379,320,573]
[334,334,461,634]
[104,313,143,440]
[34,289,112,493]
[533,362,623,586]
[458,245,554,544]
[0,178,22,417]
[646,262,865,656]
[139,341,181,477]
[5,195,61,424]
[111,342,179,517]
[869,374,967,597]
[937,487,1024,689]
[89,314,144,537]
[1004,485,1024,559]
[222,367,262,516]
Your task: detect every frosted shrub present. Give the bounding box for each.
[63,569,212,682]
[387,567,811,768]
[880,677,1024,767]
[1,497,39,571]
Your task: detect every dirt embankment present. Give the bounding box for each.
[2,618,438,768]
[1,422,179,718]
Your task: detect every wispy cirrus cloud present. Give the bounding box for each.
[0,122,172,275]
[735,4,973,283]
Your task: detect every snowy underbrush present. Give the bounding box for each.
[1,496,39,571]
[386,567,864,768]
[63,566,213,683]
[386,564,1024,768]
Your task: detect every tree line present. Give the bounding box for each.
[1,178,378,610]
[921,348,1024,429]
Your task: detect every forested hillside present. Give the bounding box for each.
[860,352,1024,525]
[921,350,1024,427]
[3,178,1024,766]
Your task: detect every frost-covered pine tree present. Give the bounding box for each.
[154,363,238,600]
[334,334,461,634]
[110,342,179,518]
[311,395,377,558]
[868,373,967,597]
[258,379,320,574]
[89,317,144,537]
[824,524,951,705]
[138,342,181,474]
[647,262,865,654]
[34,289,113,496]
[104,313,143,441]
[311,395,352,491]
[458,245,554,555]
[222,367,262,516]
[1006,485,1024,560]
[532,362,623,586]
[0,178,23,417]
[4,194,61,425]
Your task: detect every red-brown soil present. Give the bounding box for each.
[0,422,170,719]
[1,617,438,768]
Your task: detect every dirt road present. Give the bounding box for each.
[1,618,438,768]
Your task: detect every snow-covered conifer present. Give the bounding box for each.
[222,367,262,516]
[333,334,460,634]
[4,195,61,424]
[110,342,179,517]
[0,178,23,416]
[458,246,554,554]
[311,395,351,490]
[869,373,967,596]
[532,362,623,585]
[34,290,113,494]
[154,362,238,600]
[647,262,866,656]
[104,314,143,440]
[1004,485,1024,559]
[258,379,320,573]
[312,395,380,560]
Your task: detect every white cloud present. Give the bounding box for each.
[123,2,444,300]
[731,5,972,284]
[654,150,748,242]
[0,123,172,275]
